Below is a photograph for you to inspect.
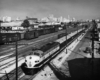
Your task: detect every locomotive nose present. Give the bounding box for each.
[25,55,40,68]
[29,62,32,67]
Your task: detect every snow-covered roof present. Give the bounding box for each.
[1,21,23,27]
[97,23,100,28]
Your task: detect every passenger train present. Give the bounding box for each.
[21,28,86,75]
[21,42,60,75]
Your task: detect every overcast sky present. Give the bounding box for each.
[0,0,100,20]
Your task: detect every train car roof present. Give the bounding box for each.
[25,55,40,60]
[40,42,59,52]
[29,50,43,55]
[1,21,23,27]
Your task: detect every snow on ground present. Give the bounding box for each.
[53,31,86,67]
[0,28,85,79]
[0,53,14,59]
[32,29,87,80]
[33,66,58,80]
[0,57,25,77]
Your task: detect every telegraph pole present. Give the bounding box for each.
[77,23,78,34]
[0,20,2,33]
[91,20,97,78]
[91,20,97,59]
[66,22,68,54]
[91,27,94,79]
[91,30,94,60]
[15,34,18,80]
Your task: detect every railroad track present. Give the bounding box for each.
[0,35,58,78]
[0,27,82,55]
[17,29,86,80]
[19,69,42,80]
[0,28,85,80]
[0,30,66,54]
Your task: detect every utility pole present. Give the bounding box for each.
[91,20,97,59]
[77,22,78,41]
[77,23,78,34]
[91,27,94,79]
[66,22,67,54]
[15,33,18,80]
[91,29,94,60]
[5,71,9,80]
[91,19,97,79]
[0,20,2,33]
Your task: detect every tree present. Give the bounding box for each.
[21,19,30,29]
[0,20,3,23]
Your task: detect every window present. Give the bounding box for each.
[34,52,40,56]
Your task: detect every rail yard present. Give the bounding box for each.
[1,0,100,79]
[0,16,100,80]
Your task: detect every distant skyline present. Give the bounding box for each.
[0,0,100,20]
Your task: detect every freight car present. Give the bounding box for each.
[0,22,61,44]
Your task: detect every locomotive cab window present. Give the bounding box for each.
[35,60,39,63]
[33,52,40,56]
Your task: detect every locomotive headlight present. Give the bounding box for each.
[25,60,27,62]
[35,60,39,63]
[29,56,32,59]
[29,62,32,67]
